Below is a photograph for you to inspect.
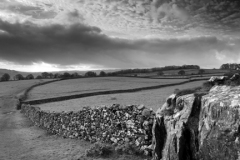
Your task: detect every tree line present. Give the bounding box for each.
[0,73,35,82]
[220,63,240,70]
[0,71,110,82]
[109,65,200,75]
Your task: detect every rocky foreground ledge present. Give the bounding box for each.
[153,85,240,160]
[21,75,240,160]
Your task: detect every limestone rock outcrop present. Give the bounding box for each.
[153,93,201,160]
[153,85,240,160]
[199,85,240,160]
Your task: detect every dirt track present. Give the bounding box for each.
[0,81,92,160]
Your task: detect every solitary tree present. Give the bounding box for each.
[41,72,49,79]
[1,73,10,81]
[25,74,34,80]
[157,71,164,76]
[198,69,205,76]
[178,70,185,76]
[14,74,24,80]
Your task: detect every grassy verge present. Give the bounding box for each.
[15,79,60,109]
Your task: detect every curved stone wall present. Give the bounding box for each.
[21,104,155,155]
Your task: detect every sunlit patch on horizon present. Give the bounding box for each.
[0,60,105,72]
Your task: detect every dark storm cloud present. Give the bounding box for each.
[0,19,136,67]
[0,20,239,68]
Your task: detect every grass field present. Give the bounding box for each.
[0,79,53,97]
[37,80,206,112]
[27,77,186,100]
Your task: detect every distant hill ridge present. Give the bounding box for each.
[0,68,21,77]
[0,68,18,73]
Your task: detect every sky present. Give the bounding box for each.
[0,0,240,72]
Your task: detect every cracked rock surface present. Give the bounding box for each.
[199,85,240,160]
[153,85,240,160]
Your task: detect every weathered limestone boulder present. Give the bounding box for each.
[153,85,240,160]
[208,76,227,85]
[153,93,201,160]
[199,85,240,160]
[230,73,240,81]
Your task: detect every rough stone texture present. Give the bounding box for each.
[208,76,227,85]
[152,85,240,160]
[21,104,154,155]
[199,85,240,160]
[153,94,201,160]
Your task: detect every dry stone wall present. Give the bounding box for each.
[21,104,155,155]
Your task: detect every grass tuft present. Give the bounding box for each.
[85,142,114,157]
[110,96,117,100]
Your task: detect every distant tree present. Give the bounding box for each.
[157,71,164,76]
[36,75,42,79]
[178,70,185,76]
[107,72,117,76]
[1,73,10,81]
[62,72,71,78]
[71,72,79,78]
[41,72,49,79]
[14,74,24,80]
[48,73,54,79]
[25,74,34,80]
[85,71,97,77]
[54,73,61,78]
[198,69,205,76]
[99,71,107,77]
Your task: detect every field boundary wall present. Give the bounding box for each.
[23,79,207,105]
[21,103,155,155]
